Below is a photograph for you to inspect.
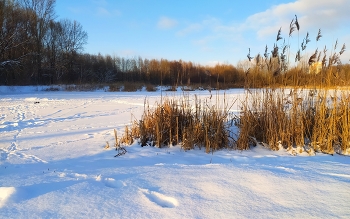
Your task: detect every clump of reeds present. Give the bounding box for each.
[237,15,350,155]
[120,94,235,153]
[237,88,350,155]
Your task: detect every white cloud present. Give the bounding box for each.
[171,0,350,62]
[178,0,349,40]
[243,0,350,39]
[157,16,178,29]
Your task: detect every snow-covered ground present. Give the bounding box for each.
[0,86,349,218]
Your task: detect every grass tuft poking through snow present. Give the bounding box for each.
[121,93,236,153]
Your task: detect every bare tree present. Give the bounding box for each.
[64,20,88,54]
[21,0,56,84]
[0,0,32,84]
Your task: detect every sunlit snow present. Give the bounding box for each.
[0,86,349,218]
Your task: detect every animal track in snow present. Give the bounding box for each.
[104,178,126,188]
[58,172,88,180]
[275,166,297,173]
[0,142,47,163]
[140,188,179,208]
[95,175,126,188]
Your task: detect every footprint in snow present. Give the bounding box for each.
[320,172,350,179]
[140,188,179,208]
[275,166,296,173]
[95,175,126,188]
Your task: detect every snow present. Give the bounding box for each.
[1,87,350,218]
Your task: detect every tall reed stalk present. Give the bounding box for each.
[237,16,349,155]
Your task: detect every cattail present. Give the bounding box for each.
[280,52,286,63]
[329,53,339,66]
[301,38,306,51]
[339,43,346,55]
[281,53,286,66]
[317,51,322,62]
[323,45,328,54]
[271,44,279,58]
[247,48,253,61]
[316,29,322,41]
[264,45,269,59]
[334,39,338,50]
[295,49,301,62]
[322,54,327,68]
[245,68,250,75]
[280,45,287,67]
[276,27,283,41]
[308,49,318,66]
[255,53,261,66]
[289,18,295,37]
[295,15,300,31]
[282,44,287,54]
[305,32,310,45]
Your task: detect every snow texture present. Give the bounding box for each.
[0,86,349,218]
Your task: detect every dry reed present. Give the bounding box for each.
[120,94,236,153]
[237,15,349,155]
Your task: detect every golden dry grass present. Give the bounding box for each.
[120,95,236,153]
[236,88,350,155]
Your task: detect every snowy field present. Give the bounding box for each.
[0,86,350,218]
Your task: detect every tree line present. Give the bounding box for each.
[0,0,246,87]
[78,55,245,87]
[2,0,348,88]
[1,0,87,85]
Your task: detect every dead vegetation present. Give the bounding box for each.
[236,88,350,155]
[119,93,236,153]
[236,15,350,155]
[116,15,349,156]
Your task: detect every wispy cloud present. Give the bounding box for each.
[242,0,350,38]
[176,0,349,56]
[177,23,202,36]
[157,16,178,29]
[96,7,121,17]
[91,0,121,17]
[177,17,227,36]
[177,17,241,52]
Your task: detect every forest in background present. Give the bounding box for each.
[1,0,349,88]
[0,0,244,87]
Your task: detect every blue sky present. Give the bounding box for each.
[55,0,350,66]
